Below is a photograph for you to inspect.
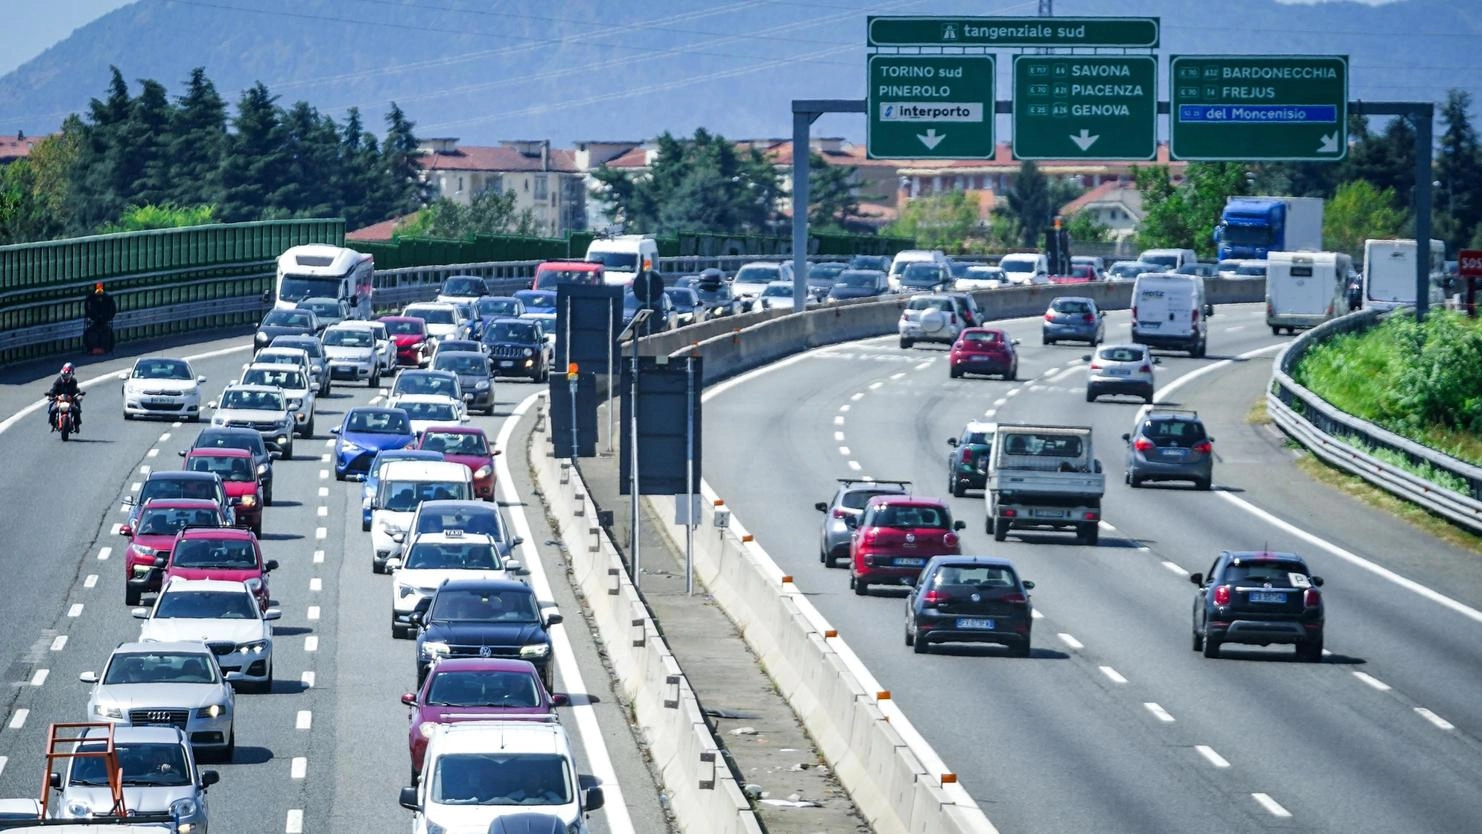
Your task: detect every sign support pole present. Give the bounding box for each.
[685,355,696,596]
[605,300,615,454]
[630,329,641,588]
[791,100,865,314]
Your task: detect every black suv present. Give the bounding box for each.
[184,427,274,505]
[412,579,562,688]
[481,317,551,382]
[1190,551,1325,661]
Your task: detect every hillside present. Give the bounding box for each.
[1,0,1478,145]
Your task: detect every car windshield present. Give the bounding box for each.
[999,260,1035,276]
[324,328,373,347]
[384,319,426,336]
[171,538,258,569]
[278,275,339,302]
[408,307,457,325]
[1098,347,1145,363]
[477,299,522,318]
[430,588,540,623]
[1143,419,1207,442]
[435,355,488,375]
[907,297,952,312]
[432,753,572,806]
[154,590,259,620]
[405,541,502,571]
[263,310,313,328]
[1109,263,1146,278]
[132,360,191,380]
[415,508,502,538]
[402,401,458,421]
[140,479,218,503]
[186,455,254,482]
[963,431,993,446]
[136,508,221,536]
[761,284,793,298]
[395,374,457,397]
[840,489,900,511]
[1051,300,1092,314]
[1223,561,1309,586]
[485,321,537,342]
[421,432,489,456]
[930,565,1017,588]
[901,264,946,285]
[849,255,889,270]
[442,277,485,296]
[734,265,779,284]
[70,742,192,787]
[835,271,880,289]
[587,251,637,270]
[242,368,306,390]
[426,670,540,707]
[102,651,217,685]
[870,505,949,529]
[299,301,340,318]
[809,263,846,279]
[664,289,698,309]
[514,292,556,312]
[383,480,468,511]
[272,338,323,359]
[438,341,480,355]
[346,409,412,434]
[221,389,284,411]
[962,331,1003,344]
[695,286,730,302]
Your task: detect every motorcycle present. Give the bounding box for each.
[49,391,84,441]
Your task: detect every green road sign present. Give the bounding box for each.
[1170,55,1348,161]
[867,16,1158,48]
[867,55,995,160]
[1012,56,1157,161]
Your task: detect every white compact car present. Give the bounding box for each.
[135,577,281,692]
[387,530,524,638]
[1083,344,1159,404]
[121,357,206,422]
[322,322,384,387]
[392,394,468,436]
[403,302,469,343]
[369,460,476,573]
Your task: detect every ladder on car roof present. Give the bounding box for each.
[40,723,127,819]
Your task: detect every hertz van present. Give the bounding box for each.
[1266,251,1351,335]
[274,244,374,320]
[1131,272,1212,357]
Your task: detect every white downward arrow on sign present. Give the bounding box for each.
[917,129,946,150]
[1317,132,1340,154]
[1069,129,1100,151]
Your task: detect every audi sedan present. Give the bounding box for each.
[81,641,237,761]
[905,556,1034,656]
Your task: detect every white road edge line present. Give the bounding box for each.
[1195,745,1231,768]
[1415,707,1454,730]
[1251,793,1293,818]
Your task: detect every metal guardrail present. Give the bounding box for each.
[1267,309,1482,533]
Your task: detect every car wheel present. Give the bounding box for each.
[1010,637,1031,658]
[899,337,913,349]
[1271,326,1282,336]
[1193,340,1207,359]
[949,366,962,379]
[335,469,346,482]
[1004,364,1017,381]
[1298,637,1323,662]
[951,477,965,498]
[264,482,273,506]
[1043,336,1053,346]
[1195,478,1212,491]
[912,630,929,654]
[1191,627,1204,652]
[373,559,386,575]
[851,575,867,596]
[992,517,1008,542]
[122,411,133,421]
[252,521,262,537]
[369,369,380,388]
[1129,474,1143,488]
[304,417,315,438]
[125,585,140,607]
[1085,387,1098,403]
[819,548,830,566]
[222,731,235,763]
[1080,524,1099,546]
[362,518,371,533]
[904,624,913,646]
[1202,636,1221,659]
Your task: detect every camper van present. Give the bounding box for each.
[1131,272,1211,357]
[274,245,374,319]
[1362,239,1446,313]
[1266,251,1351,335]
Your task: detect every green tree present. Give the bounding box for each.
[1003,161,1051,248]
[99,203,217,233]
[378,102,425,219]
[218,83,287,222]
[591,129,780,235]
[118,78,174,208]
[337,107,385,229]
[1064,210,1111,245]
[1436,89,1482,253]
[1324,180,1407,258]
[1345,115,1417,213]
[884,191,978,252]
[276,101,341,217]
[807,153,860,233]
[67,66,134,232]
[398,189,537,239]
[168,67,226,209]
[1134,162,1247,257]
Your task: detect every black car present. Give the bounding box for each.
[476,296,525,323]
[849,254,891,272]
[807,262,847,300]
[814,478,909,566]
[664,287,703,327]
[622,289,676,334]
[482,317,552,382]
[254,308,320,349]
[1190,551,1325,661]
[899,263,952,294]
[827,269,890,302]
[183,427,274,505]
[694,279,744,319]
[906,556,1034,656]
[412,579,562,688]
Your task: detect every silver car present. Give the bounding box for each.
[208,384,296,459]
[322,323,383,387]
[1083,344,1158,403]
[1042,296,1105,346]
[239,363,316,438]
[814,479,909,567]
[1123,406,1214,490]
[81,642,236,761]
[898,294,969,348]
[47,725,218,832]
[268,335,330,396]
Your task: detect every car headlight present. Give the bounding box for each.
[238,640,267,655]
[340,440,362,453]
[238,495,258,508]
[418,721,440,739]
[522,348,534,357]
[196,703,228,719]
[379,520,404,537]
[255,332,270,344]
[131,564,154,578]
[65,798,93,818]
[520,642,551,659]
[425,821,448,834]
[397,584,417,598]
[93,703,124,720]
[244,577,264,594]
[257,463,269,476]
[169,797,200,821]
[475,380,489,390]
[129,544,158,558]
[288,398,303,409]
[473,465,491,479]
[420,641,451,658]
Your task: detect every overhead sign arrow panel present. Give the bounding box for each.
[1011,55,1157,160]
[1069,129,1100,151]
[917,129,946,150]
[868,55,995,159]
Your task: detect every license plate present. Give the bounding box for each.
[147,397,175,405]
[955,618,994,630]
[1162,448,1188,459]
[1106,368,1131,376]
[1140,322,1161,329]
[1030,508,1065,519]
[895,557,925,567]
[1249,591,1287,604]
[499,360,514,368]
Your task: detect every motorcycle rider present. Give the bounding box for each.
[47,362,82,432]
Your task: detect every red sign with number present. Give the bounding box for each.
[1461,249,1482,278]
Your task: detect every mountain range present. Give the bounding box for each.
[1,0,1478,146]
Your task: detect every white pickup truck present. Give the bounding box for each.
[985,424,1105,545]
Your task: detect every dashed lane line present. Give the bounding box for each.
[1415,708,1455,730]
[304,636,318,652]
[1161,561,1189,577]
[838,404,850,413]
[83,575,97,589]
[67,604,83,618]
[146,448,159,458]
[850,392,865,402]
[833,431,845,442]
[847,461,862,472]
[838,446,851,457]
[833,416,845,426]
[1057,633,1083,650]
[98,546,112,560]
[309,578,322,592]
[30,669,48,687]
[869,381,884,390]
[914,360,932,371]
[1099,666,1128,684]
[285,809,304,834]
[314,528,327,540]
[295,710,312,730]
[50,636,66,651]
[307,606,321,621]
[291,757,308,779]
[8,709,28,729]
[1144,702,1176,723]
[317,487,328,497]
[1251,793,1293,818]
[318,470,329,480]
[1195,745,1231,768]
[890,372,906,380]
[1353,671,1391,692]
[301,671,315,688]
[312,550,324,564]
[316,506,328,517]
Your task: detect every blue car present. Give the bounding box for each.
[360,448,444,531]
[330,406,415,481]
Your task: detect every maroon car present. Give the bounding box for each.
[400,658,566,781]
[949,328,1019,380]
[380,315,431,368]
[119,498,228,606]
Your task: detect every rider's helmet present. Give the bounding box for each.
[60,362,75,381]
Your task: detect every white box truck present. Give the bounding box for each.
[1266,251,1352,334]
[1362,239,1445,313]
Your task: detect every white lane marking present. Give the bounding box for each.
[1057,633,1084,650]
[1144,702,1176,723]
[319,470,329,480]
[1097,520,1115,531]
[129,482,141,492]
[304,636,318,652]
[833,431,845,442]
[1227,325,1247,332]
[146,448,159,458]
[30,669,48,687]
[833,416,845,426]
[316,506,328,517]
[869,381,884,390]
[309,578,322,592]
[496,391,636,834]
[1030,610,1044,620]
[850,392,865,402]
[314,527,327,540]
[138,465,150,475]
[1161,561,1190,577]
[158,432,171,442]
[319,453,331,462]
[1027,384,1044,393]
[8,710,28,729]
[290,757,308,779]
[993,398,1007,407]
[983,409,996,418]
[1154,344,1284,403]
[324,438,335,447]
[914,360,932,371]
[98,547,112,560]
[318,487,328,497]
[1415,708,1455,730]
[838,446,851,456]
[1064,358,1080,366]
[1048,366,1081,384]
[1353,671,1391,692]
[312,550,324,564]
[1251,793,1293,818]
[1005,388,1020,397]
[83,575,98,589]
[368,395,383,405]
[847,460,862,471]
[171,421,182,428]
[0,757,6,778]
[295,710,312,730]
[307,606,321,621]
[118,505,128,513]
[67,604,83,618]
[285,809,304,834]
[1099,665,1127,684]
[890,372,906,380]
[50,636,66,651]
[838,404,850,413]
[1196,745,1231,768]
[1041,367,1058,377]
[301,671,315,688]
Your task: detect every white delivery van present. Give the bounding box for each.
[1131,272,1211,357]
[1362,239,1446,313]
[1266,251,1351,335]
[585,235,658,286]
[1137,249,1199,273]
[888,249,948,289]
[368,460,475,573]
[275,244,374,318]
[997,253,1050,286]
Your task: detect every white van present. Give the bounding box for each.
[888,249,948,289]
[1362,239,1446,313]
[1266,251,1351,335]
[731,261,793,301]
[1138,249,1199,273]
[369,460,475,573]
[1131,272,1211,357]
[998,253,1049,286]
[274,244,374,318]
[585,235,658,286]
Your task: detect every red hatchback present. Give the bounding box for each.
[949,328,1019,380]
[416,426,499,501]
[162,527,278,612]
[847,496,964,596]
[119,498,228,606]
[400,658,566,781]
[183,447,264,535]
[380,316,431,368]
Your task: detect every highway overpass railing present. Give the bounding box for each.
[1268,310,1482,534]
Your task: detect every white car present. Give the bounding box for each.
[322,322,384,387]
[954,265,1008,291]
[368,460,476,573]
[393,394,468,435]
[45,725,217,832]
[80,641,236,760]
[898,294,970,348]
[120,357,206,422]
[756,280,817,310]
[252,346,315,388]
[209,384,296,459]
[403,302,469,343]
[239,362,316,437]
[355,320,399,374]
[135,577,281,692]
[731,261,790,301]
[1084,343,1159,404]
[387,530,524,638]
[435,275,488,306]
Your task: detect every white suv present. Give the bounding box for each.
[387,530,525,639]
[239,363,316,437]
[898,294,970,348]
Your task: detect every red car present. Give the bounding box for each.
[183,447,264,535]
[416,425,499,501]
[949,328,1019,380]
[533,260,604,291]
[1048,264,1097,284]
[400,658,566,781]
[162,527,278,612]
[380,315,431,368]
[119,498,228,606]
[847,496,964,596]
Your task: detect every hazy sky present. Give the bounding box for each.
[0,0,137,77]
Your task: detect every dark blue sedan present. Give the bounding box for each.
[905,556,1034,656]
[330,406,415,481]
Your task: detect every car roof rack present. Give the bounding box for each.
[1139,406,1200,418]
[836,478,911,486]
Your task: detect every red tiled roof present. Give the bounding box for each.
[420,145,580,174]
[604,147,654,169]
[0,134,41,162]
[1059,181,1135,216]
[895,143,1185,174]
[346,213,418,241]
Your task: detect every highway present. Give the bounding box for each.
[0,336,669,834]
[703,303,1482,834]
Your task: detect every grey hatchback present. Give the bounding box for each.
[1123,406,1214,490]
[814,479,910,566]
[1042,296,1104,345]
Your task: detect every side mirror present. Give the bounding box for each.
[1011,338,1022,346]
[117,371,129,381]
[814,501,829,513]
[400,693,417,707]
[1022,580,1036,590]
[407,611,423,625]
[552,693,570,707]
[49,772,61,790]
[391,533,405,544]
[79,671,99,684]
[200,770,220,788]
[1121,433,1131,442]
[1311,576,1324,587]
[385,558,403,572]
[119,525,133,538]
[1207,436,1215,444]
[177,450,188,458]
[264,608,283,621]
[379,388,389,397]
[122,496,135,506]
[504,560,525,575]
[131,608,149,619]
[265,560,279,572]
[953,520,966,531]
[946,437,959,447]
[545,612,564,627]
[583,785,606,813]
[329,427,340,435]
[1081,354,1092,362]
[1153,357,1163,365]
[1203,304,1214,317]
[208,401,218,409]
[197,375,207,384]
[398,786,419,811]
[511,537,524,548]
[1189,572,1203,586]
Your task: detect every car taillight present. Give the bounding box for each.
[1213,585,1231,606]
[943,532,958,547]
[831,508,848,519]
[1132,305,1138,319]
[1000,508,1017,518]
[1192,440,1212,454]
[1133,437,1155,452]
[1083,313,1095,323]
[1082,511,1099,521]
[1089,363,1102,371]
[1044,313,1055,321]
[922,590,950,605]
[1139,364,1152,373]
[1002,593,1026,604]
[961,448,973,463]
[1304,588,1321,608]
